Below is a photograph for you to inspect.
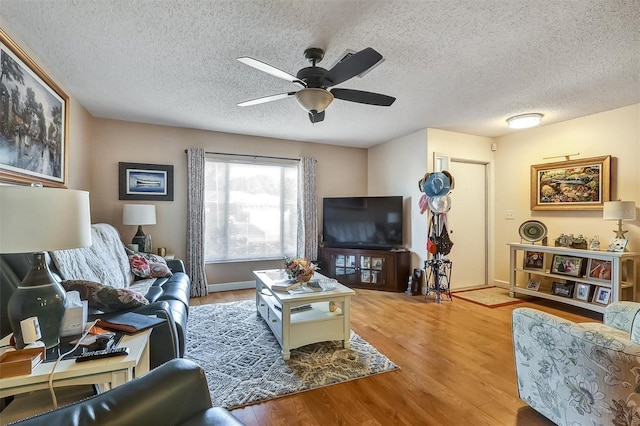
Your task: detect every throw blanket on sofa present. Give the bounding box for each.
[51,224,133,289]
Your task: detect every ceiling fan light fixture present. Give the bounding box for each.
[507,113,543,129]
[295,88,334,113]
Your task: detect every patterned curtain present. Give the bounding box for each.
[297,157,318,260]
[186,148,208,297]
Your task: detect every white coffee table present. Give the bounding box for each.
[254,269,356,360]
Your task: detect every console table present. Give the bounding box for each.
[508,243,640,313]
[254,270,355,360]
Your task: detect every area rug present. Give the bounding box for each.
[451,286,531,308]
[185,300,399,409]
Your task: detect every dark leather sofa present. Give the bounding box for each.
[0,224,191,369]
[8,359,244,426]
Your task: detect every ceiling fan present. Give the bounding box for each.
[237,47,395,123]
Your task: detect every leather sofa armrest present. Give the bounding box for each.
[10,359,240,425]
[131,301,180,367]
[167,259,186,273]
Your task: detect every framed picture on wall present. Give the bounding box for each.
[530,155,611,211]
[118,162,174,201]
[0,29,69,188]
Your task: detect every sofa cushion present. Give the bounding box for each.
[61,279,149,313]
[126,249,173,279]
[51,224,133,289]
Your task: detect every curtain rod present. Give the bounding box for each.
[185,150,300,162]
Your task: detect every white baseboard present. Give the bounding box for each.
[207,280,256,292]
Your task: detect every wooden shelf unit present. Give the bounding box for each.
[320,247,411,292]
[508,243,640,313]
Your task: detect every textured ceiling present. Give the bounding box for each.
[0,0,638,148]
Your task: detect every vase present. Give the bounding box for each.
[296,272,314,283]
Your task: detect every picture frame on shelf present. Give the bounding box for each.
[551,255,586,277]
[551,281,575,298]
[118,162,174,201]
[593,286,612,305]
[530,155,611,211]
[523,251,545,270]
[0,29,69,188]
[574,283,592,301]
[586,258,612,281]
[526,278,541,291]
[609,238,628,253]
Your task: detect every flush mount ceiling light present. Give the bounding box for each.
[507,113,543,129]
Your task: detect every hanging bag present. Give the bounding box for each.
[429,214,454,255]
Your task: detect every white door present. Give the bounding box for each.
[444,160,488,289]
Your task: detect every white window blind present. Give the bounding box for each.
[204,157,298,262]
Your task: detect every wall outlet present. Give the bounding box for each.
[505,210,516,220]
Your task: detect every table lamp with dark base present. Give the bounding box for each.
[0,186,92,349]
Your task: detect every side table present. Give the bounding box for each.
[0,329,151,424]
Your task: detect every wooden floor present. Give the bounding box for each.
[191,288,601,426]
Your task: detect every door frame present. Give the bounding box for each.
[434,152,494,288]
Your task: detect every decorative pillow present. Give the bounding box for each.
[125,248,173,279]
[61,280,149,313]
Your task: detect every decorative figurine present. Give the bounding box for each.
[589,235,600,251]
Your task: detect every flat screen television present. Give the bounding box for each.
[322,196,403,250]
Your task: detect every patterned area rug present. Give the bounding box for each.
[185,300,399,409]
[451,286,531,308]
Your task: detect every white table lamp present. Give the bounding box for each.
[603,200,637,239]
[122,204,156,252]
[0,186,92,348]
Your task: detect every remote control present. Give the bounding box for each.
[75,347,129,362]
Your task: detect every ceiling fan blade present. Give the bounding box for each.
[331,88,395,106]
[237,57,305,87]
[238,92,296,107]
[321,47,383,87]
[309,111,325,123]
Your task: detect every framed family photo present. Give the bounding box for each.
[118,162,174,201]
[586,258,612,282]
[574,283,593,301]
[523,251,545,270]
[593,287,612,305]
[0,29,69,187]
[530,155,611,211]
[526,278,541,291]
[551,255,585,277]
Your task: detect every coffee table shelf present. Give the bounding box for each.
[254,269,355,360]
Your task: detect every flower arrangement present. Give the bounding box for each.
[284,256,319,282]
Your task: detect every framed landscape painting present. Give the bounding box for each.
[0,29,69,187]
[530,155,611,211]
[119,162,174,201]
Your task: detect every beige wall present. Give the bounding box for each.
[88,119,368,285]
[493,104,640,284]
[368,129,428,269]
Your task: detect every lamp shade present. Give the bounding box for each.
[123,204,156,225]
[603,201,637,221]
[0,186,92,254]
[295,88,334,113]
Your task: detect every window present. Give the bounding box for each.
[204,157,298,262]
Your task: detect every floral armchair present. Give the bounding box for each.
[512,302,640,426]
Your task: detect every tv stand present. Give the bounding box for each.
[320,247,411,292]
